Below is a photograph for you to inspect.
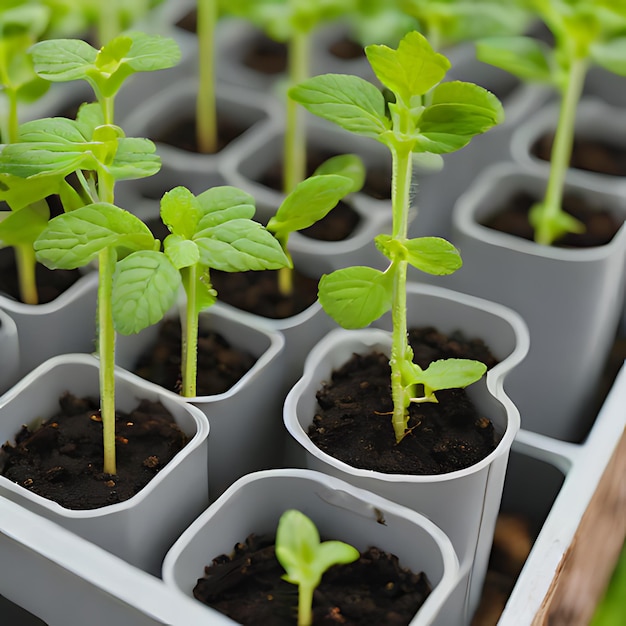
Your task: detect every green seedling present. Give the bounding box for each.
[275,509,359,626]
[476,0,626,245]
[290,31,502,442]
[0,31,180,475]
[266,152,365,295]
[224,0,356,192]
[111,185,289,397]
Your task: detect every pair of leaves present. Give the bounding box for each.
[319,236,461,329]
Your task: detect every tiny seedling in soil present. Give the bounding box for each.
[275,509,360,626]
[290,30,503,442]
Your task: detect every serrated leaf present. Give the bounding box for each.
[365,31,450,104]
[195,219,289,272]
[195,186,256,229]
[312,153,365,194]
[161,186,201,238]
[289,74,390,139]
[0,202,49,246]
[164,234,200,269]
[267,174,355,237]
[34,203,155,269]
[112,250,180,335]
[120,31,181,73]
[476,36,554,83]
[318,266,393,328]
[108,136,161,180]
[30,38,98,82]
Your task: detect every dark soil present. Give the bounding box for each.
[308,327,500,476]
[0,392,188,510]
[132,318,256,396]
[482,191,623,247]
[210,268,319,319]
[327,37,366,60]
[193,532,432,626]
[0,247,82,304]
[532,133,626,177]
[153,111,251,154]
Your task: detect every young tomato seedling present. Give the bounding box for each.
[112,185,289,397]
[476,0,626,245]
[275,509,359,626]
[290,31,503,442]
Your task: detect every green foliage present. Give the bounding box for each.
[275,510,359,626]
[290,30,500,441]
[590,541,626,626]
[476,0,626,245]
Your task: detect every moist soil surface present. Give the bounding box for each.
[483,191,623,247]
[193,532,432,626]
[0,392,188,510]
[532,133,626,177]
[0,247,82,304]
[210,268,319,319]
[309,327,499,476]
[132,318,256,396]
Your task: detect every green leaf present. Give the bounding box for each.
[161,186,201,238]
[405,237,462,275]
[312,154,365,194]
[195,219,289,272]
[0,202,49,247]
[476,36,554,83]
[118,31,181,73]
[195,186,256,229]
[289,74,390,139]
[418,358,487,394]
[164,234,200,269]
[414,81,504,154]
[365,31,450,104]
[268,174,355,237]
[591,37,626,76]
[318,266,393,328]
[0,173,61,210]
[109,137,161,180]
[30,38,98,82]
[112,250,180,335]
[34,203,155,269]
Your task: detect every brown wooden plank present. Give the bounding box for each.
[531,427,626,626]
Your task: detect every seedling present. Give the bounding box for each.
[476,0,626,245]
[290,31,502,442]
[224,0,355,192]
[0,32,181,475]
[266,153,365,295]
[275,509,359,626]
[111,185,289,397]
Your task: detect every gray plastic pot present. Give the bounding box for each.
[163,468,461,626]
[0,353,210,577]
[0,307,19,394]
[115,305,286,499]
[284,299,527,624]
[448,162,626,441]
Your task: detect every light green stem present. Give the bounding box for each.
[297,583,314,626]
[283,30,310,194]
[97,1,121,49]
[5,89,19,144]
[535,56,587,245]
[196,0,218,154]
[98,245,117,475]
[181,265,199,398]
[389,140,414,443]
[15,244,38,305]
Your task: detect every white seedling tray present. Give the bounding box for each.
[0,361,624,626]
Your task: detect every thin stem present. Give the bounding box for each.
[283,30,310,194]
[98,246,117,475]
[389,140,414,443]
[97,1,121,48]
[297,584,314,626]
[5,89,19,144]
[196,0,218,154]
[14,244,38,305]
[535,56,587,245]
[181,265,199,398]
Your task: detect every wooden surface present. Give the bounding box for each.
[531,426,626,626]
